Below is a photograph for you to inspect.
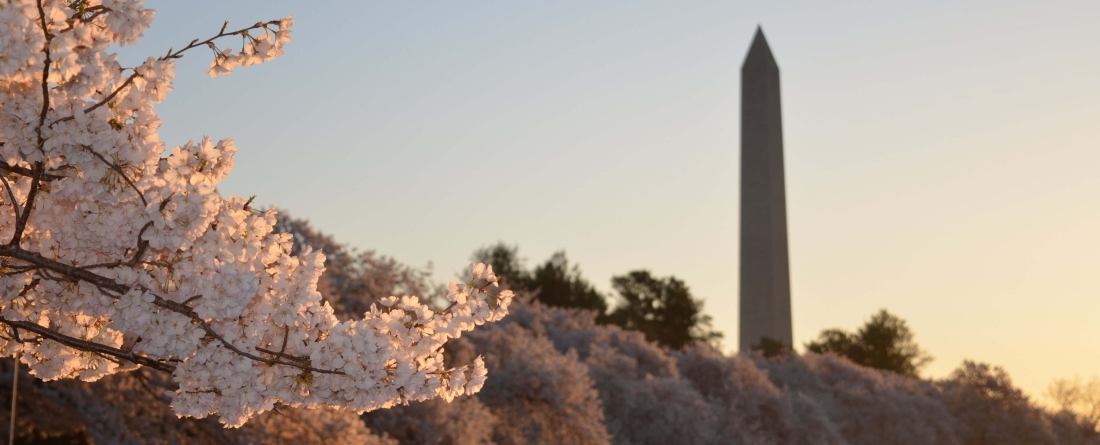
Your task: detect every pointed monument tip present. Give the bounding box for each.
[743,26,776,69]
[751,26,768,47]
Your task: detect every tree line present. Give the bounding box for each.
[5,215,1095,444]
[473,243,936,379]
[471,243,723,350]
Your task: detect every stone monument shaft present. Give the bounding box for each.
[739,28,793,352]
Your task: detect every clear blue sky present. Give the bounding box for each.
[122,0,1100,400]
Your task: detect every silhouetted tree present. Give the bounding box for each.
[472,243,607,314]
[805,309,932,378]
[529,252,608,314]
[604,270,722,350]
[1048,376,1100,430]
[471,242,532,290]
[751,336,792,359]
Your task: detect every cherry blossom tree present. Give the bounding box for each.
[1048,375,1100,430]
[140,213,1099,445]
[939,361,1059,445]
[0,0,512,427]
[272,212,445,320]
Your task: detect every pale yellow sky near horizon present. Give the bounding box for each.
[128,0,1100,401]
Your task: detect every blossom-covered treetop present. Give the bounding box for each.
[0,0,512,427]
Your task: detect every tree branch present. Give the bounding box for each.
[50,20,283,127]
[194,318,342,375]
[74,219,153,270]
[0,175,22,220]
[81,145,148,207]
[0,161,65,181]
[256,326,309,363]
[128,221,155,265]
[59,5,110,33]
[0,317,175,373]
[7,163,44,247]
[34,0,53,154]
[0,246,345,375]
[16,279,39,298]
[255,347,309,364]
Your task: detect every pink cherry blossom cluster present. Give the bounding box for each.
[207,17,293,77]
[0,0,512,427]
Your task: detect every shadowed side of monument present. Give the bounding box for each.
[739,27,793,353]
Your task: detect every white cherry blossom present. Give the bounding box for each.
[0,0,511,427]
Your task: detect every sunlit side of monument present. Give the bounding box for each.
[739,27,794,352]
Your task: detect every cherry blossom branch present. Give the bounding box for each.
[60,4,110,33]
[254,347,309,364]
[34,0,54,153]
[0,160,65,181]
[7,164,44,247]
[163,20,283,62]
[256,324,310,364]
[51,20,283,127]
[128,221,154,265]
[1,266,40,277]
[0,243,506,383]
[80,145,148,207]
[67,222,154,271]
[16,279,39,299]
[0,245,346,375]
[0,175,21,220]
[8,0,52,248]
[254,325,304,362]
[0,316,175,373]
[193,318,343,375]
[16,276,39,298]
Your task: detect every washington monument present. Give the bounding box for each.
[739,27,792,352]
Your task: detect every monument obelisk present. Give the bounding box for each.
[739,27,792,352]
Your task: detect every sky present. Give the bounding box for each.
[119,0,1100,400]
